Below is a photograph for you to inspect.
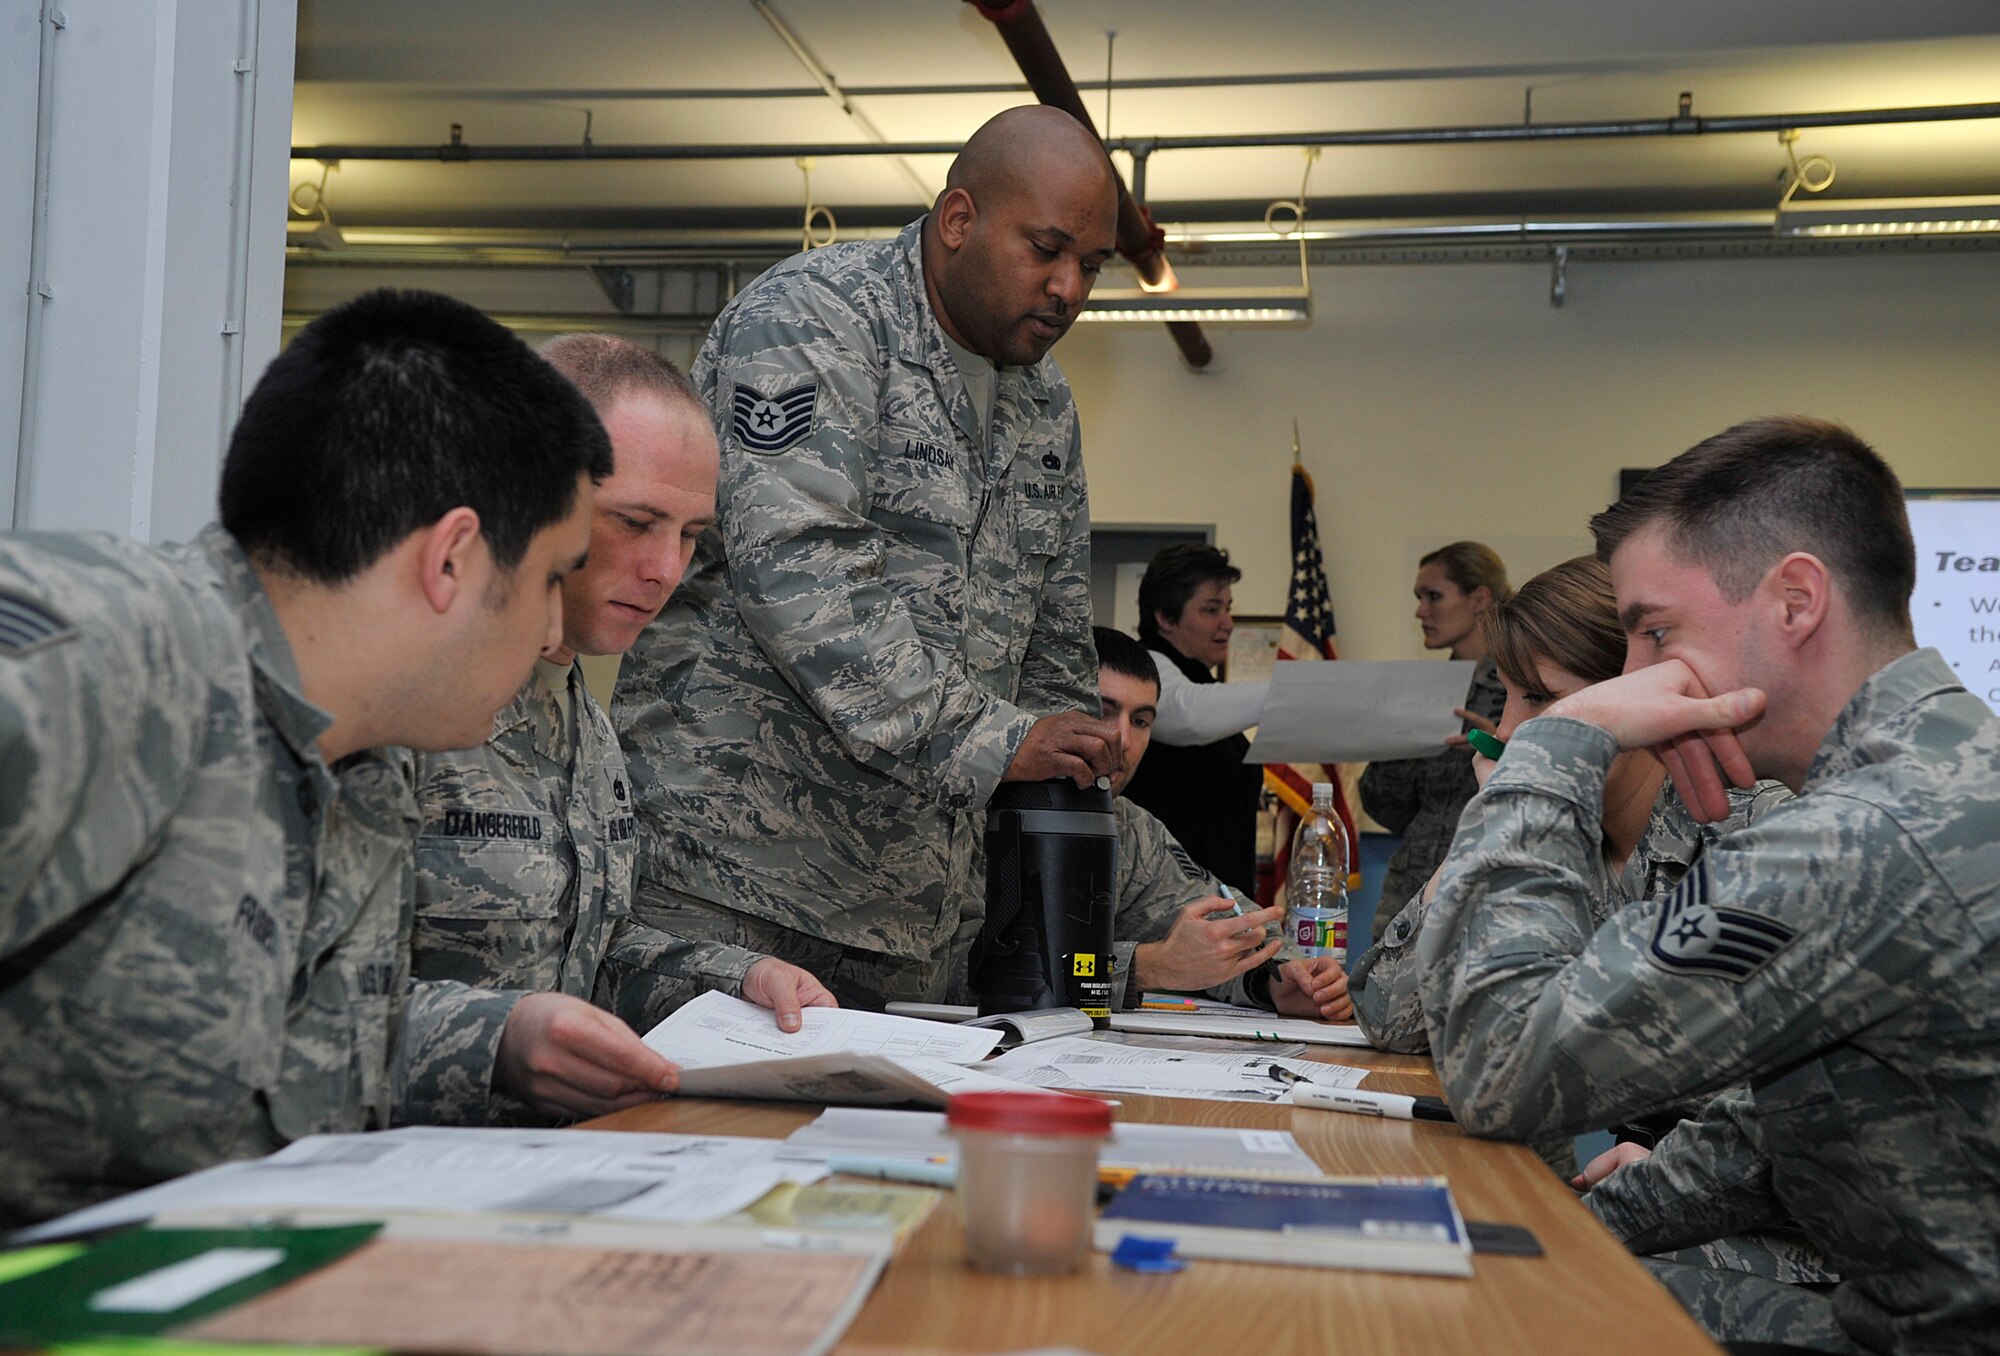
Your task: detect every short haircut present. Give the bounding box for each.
[1485,556,1624,693]
[1420,541,1513,605]
[539,333,702,418]
[1589,415,1915,636]
[1138,542,1241,644]
[220,289,612,583]
[1093,626,1160,692]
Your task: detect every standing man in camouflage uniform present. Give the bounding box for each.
[607,106,1121,1014]
[408,335,833,1055]
[0,291,679,1227]
[1415,417,2000,1352]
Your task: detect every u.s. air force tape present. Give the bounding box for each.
[731,381,818,454]
[1647,859,1796,982]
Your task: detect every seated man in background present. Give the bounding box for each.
[1417,416,1999,1353]
[408,335,833,1087]
[1092,627,1350,1019]
[0,290,675,1227]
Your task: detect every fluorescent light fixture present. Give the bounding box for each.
[1777,196,2000,238]
[286,218,346,250]
[1076,285,1311,325]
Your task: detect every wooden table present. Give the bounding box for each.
[590,1043,1721,1356]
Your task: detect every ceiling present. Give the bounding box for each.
[287,0,2000,274]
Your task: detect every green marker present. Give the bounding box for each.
[1466,727,1506,760]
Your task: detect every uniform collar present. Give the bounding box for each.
[192,525,335,770]
[1805,648,1961,791]
[892,220,1060,444]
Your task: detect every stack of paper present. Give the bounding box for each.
[19,1126,828,1244]
[1110,1003,1375,1048]
[984,1036,1369,1104]
[781,1108,1327,1180]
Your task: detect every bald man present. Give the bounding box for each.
[607,107,1122,1014]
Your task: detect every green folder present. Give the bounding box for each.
[0,1225,381,1345]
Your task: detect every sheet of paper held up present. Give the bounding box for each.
[1245,659,1476,764]
[984,1037,1369,1104]
[18,1127,821,1244]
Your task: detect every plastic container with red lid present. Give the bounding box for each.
[947,1092,1113,1274]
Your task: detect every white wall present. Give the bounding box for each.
[1060,249,2000,662]
[3,0,296,539]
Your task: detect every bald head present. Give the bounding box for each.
[922,105,1121,367]
[946,105,1118,204]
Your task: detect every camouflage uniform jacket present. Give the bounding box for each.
[1349,779,1789,1052]
[1358,657,1507,939]
[1109,796,1270,1011]
[0,527,514,1228]
[1416,649,2000,1353]
[614,220,1097,975]
[408,664,637,1000]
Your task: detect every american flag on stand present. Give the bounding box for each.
[1258,424,1359,905]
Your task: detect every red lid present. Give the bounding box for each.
[947,1091,1113,1137]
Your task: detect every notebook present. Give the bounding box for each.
[1094,1174,1473,1276]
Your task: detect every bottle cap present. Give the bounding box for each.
[948,1091,1114,1137]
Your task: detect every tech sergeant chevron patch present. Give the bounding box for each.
[731,381,819,454]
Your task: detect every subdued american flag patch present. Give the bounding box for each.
[1647,859,1796,982]
[0,591,74,655]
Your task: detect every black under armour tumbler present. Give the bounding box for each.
[970,780,1119,1027]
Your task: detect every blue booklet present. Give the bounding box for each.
[1094,1174,1473,1276]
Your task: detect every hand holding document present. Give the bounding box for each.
[641,992,1047,1107]
[1245,659,1476,764]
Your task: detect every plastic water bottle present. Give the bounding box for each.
[1284,782,1349,964]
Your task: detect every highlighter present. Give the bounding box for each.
[1465,728,1505,761]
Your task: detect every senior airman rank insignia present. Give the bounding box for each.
[732,381,818,454]
[1647,860,1795,981]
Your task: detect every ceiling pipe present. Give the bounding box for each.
[961,0,1210,368]
[291,101,2000,163]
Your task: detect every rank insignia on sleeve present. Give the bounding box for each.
[1166,842,1205,882]
[1647,860,1796,981]
[731,381,818,454]
[0,591,76,655]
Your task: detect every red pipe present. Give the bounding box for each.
[964,0,1212,368]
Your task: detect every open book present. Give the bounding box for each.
[643,992,1049,1107]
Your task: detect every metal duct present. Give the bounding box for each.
[963,0,1212,368]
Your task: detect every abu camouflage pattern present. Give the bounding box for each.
[0,526,509,1227]
[1416,650,2000,1351]
[612,221,1098,1006]
[1349,779,1790,1054]
[1358,656,1506,942]
[407,664,637,1000]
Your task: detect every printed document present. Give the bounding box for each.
[782,1108,1327,1179]
[985,1037,1369,1103]
[19,1127,818,1243]
[1246,659,1476,763]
